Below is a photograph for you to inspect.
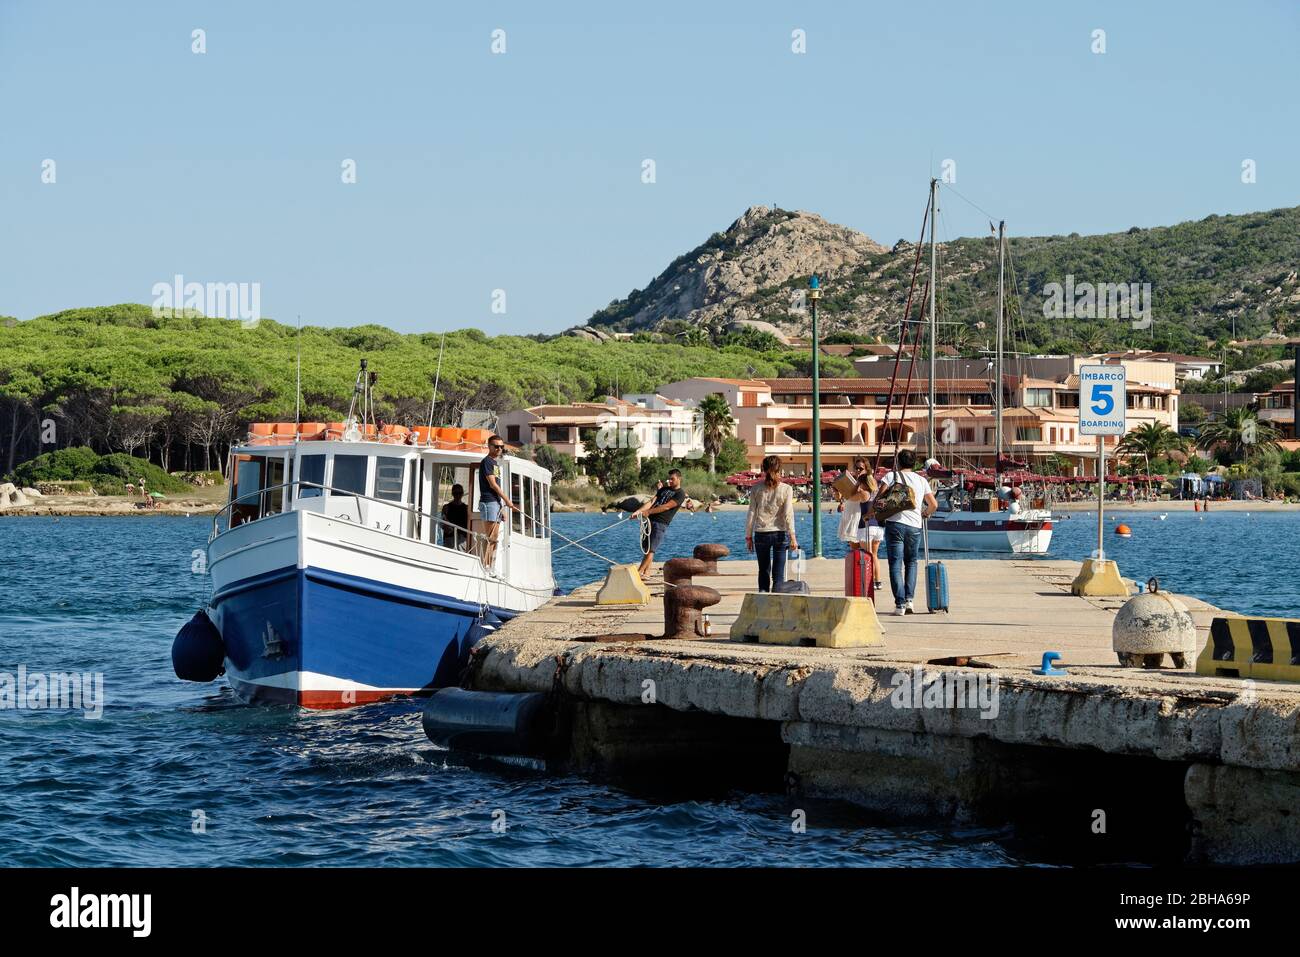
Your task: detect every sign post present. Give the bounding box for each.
[1073,364,1129,596]
[809,275,823,558]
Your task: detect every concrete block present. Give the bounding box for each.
[1197,615,1300,682]
[595,564,650,606]
[1070,558,1129,597]
[729,592,884,649]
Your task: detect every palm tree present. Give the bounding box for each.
[1116,422,1184,466]
[1197,408,1280,463]
[694,393,735,474]
[1116,421,1185,497]
[678,326,710,348]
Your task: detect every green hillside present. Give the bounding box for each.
[585,205,1300,355]
[0,305,791,475]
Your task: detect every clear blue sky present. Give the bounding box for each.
[2,0,1296,334]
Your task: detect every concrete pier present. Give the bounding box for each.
[468,557,1300,864]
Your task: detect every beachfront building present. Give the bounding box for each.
[1091,350,1222,382]
[1257,379,1296,440]
[497,394,701,464]
[657,354,1180,478]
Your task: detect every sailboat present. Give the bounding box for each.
[920,182,1054,554]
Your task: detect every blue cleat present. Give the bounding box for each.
[1034,651,1068,676]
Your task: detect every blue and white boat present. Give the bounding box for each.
[174,404,554,708]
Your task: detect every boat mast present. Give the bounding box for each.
[928,179,937,460]
[995,221,1005,490]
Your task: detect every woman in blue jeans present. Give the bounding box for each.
[745,455,799,592]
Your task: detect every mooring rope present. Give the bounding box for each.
[542,517,627,567]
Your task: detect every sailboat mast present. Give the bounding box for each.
[995,221,1006,486]
[928,179,937,459]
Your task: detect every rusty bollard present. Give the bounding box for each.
[664,557,708,586]
[661,557,721,640]
[692,543,730,575]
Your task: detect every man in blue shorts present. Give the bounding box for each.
[479,435,517,566]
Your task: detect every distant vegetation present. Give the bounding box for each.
[10,447,195,495]
[0,305,802,477]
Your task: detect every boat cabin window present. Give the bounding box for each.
[331,454,368,495]
[374,456,406,502]
[433,464,473,549]
[521,475,534,536]
[229,453,290,526]
[263,457,287,514]
[508,472,549,540]
[533,479,548,538]
[299,454,325,497]
[512,474,525,534]
[230,457,261,526]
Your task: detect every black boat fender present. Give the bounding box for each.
[172,609,226,682]
[421,687,551,757]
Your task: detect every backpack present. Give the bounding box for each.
[873,471,917,521]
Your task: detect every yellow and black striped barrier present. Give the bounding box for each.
[1196,615,1300,682]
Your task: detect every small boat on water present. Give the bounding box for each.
[173,363,555,708]
[926,494,1054,554]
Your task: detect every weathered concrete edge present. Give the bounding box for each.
[471,631,1300,774]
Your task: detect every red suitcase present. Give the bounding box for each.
[844,548,875,600]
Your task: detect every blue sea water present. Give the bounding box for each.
[0,509,1293,867]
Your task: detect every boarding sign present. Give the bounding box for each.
[1078,365,1126,435]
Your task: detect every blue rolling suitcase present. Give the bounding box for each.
[776,548,810,594]
[926,561,949,613]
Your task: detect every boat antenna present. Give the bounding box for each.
[346,358,366,433]
[294,313,302,440]
[995,221,1006,492]
[427,331,447,431]
[928,178,937,460]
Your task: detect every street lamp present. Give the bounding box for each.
[810,275,823,557]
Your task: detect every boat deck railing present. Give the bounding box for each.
[209,479,524,563]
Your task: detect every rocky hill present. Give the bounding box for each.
[583,203,1300,355]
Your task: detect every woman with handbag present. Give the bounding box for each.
[871,449,938,615]
[745,455,798,593]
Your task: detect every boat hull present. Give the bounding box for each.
[211,564,510,709]
[204,508,544,710]
[926,511,1053,555]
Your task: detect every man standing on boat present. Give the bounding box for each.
[479,435,517,567]
[873,449,938,616]
[634,468,686,580]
